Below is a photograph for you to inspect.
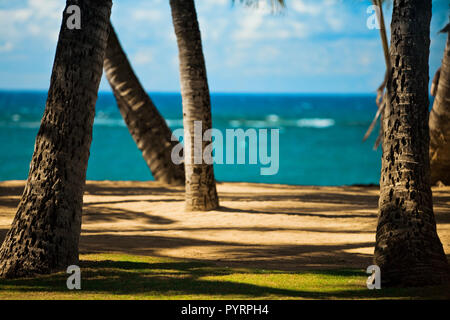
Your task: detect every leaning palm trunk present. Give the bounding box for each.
[0,0,112,278]
[374,0,449,286]
[169,0,219,211]
[103,23,185,186]
[429,23,450,185]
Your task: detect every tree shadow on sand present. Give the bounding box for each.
[0,182,449,293]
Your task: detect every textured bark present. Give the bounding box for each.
[0,0,112,278]
[169,0,219,211]
[103,23,185,186]
[375,0,449,287]
[429,24,450,185]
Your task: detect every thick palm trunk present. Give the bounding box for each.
[0,0,112,278]
[103,23,185,186]
[429,24,450,185]
[169,0,219,211]
[374,0,449,287]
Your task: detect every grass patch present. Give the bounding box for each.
[0,253,448,300]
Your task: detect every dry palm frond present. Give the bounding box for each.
[428,24,449,97]
[440,23,450,34]
[363,100,385,142]
[431,67,441,97]
[431,23,450,96]
[362,0,391,150]
[373,127,383,149]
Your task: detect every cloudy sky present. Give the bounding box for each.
[0,0,448,93]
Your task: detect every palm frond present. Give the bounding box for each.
[362,0,392,149]
[440,23,450,34]
[431,67,441,97]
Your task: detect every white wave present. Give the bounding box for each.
[296,118,335,128]
[93,117,126,127]
[244,120,269,128]
[226,117,335,129]
[18,121,41,128]
[0,117,336,130]
[229,120,242,127]
[0,121,41,129]
[0,118,128,129]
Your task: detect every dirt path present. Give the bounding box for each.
[1,180,449,271]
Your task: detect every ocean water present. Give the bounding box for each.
[0,91,385,186]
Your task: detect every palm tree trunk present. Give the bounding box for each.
[374,0,449,287]
[103,22,185,186]
[169,0,219,211]
[429,23,450,185]
[0,0,112,278]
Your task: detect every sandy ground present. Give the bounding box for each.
[0,180,449,271]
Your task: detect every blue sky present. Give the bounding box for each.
[0,0,448,93]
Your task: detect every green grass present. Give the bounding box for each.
[0,253,448,300]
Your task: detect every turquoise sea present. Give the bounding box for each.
[0,91,387,186]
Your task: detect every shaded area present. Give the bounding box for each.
[81,226,374,234]
[83,205,175,225]
[0,255,448,299]
[79,233,375,270]
[0,181,448,273]
[217,205,378,219]
[0,228,7,243]
[219,188,380,206]
[0,184,25,198]
[0,182,23,209]
[83,181,184,196]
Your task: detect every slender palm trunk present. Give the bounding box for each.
[0,0,112,278]
[169,0,219,211]
[429,24,450,185]
[103,23,185,186]
[374,0,449,287]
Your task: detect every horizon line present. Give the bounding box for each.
[0,89,378,96]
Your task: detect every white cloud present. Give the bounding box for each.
[131,9,163,22]
[289,0,345,33]
[291,1,322,15]
[0,0,446,93]
[27,0,61,20]
[200,0,229,11]
[198,16,228,41]
[0,0,63,47]
[289,21,309,38]
[228,0,349,45]
[232,9,266,41]
[132,49,154,65]
[0,41,13,52]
